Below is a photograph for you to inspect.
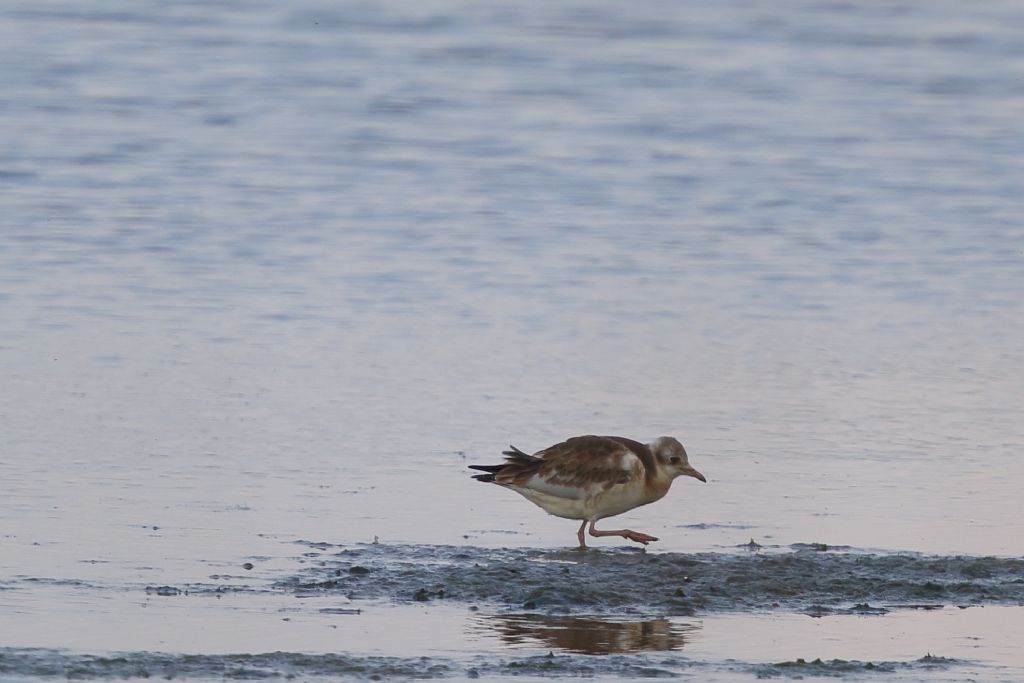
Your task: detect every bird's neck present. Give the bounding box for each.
[643,469,674,502]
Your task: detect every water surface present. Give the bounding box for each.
[1,0,1023,680]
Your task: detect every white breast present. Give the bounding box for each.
[511,487,589,520]
[509,476,668,522]
[584,479,655,520]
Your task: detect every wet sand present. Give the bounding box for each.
[3,541,1024,681]
[277,541,1024,614]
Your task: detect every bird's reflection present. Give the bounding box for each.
[473,613,699,655]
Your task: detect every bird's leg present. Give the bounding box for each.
[588,519,658,545]
[577,520,588,549]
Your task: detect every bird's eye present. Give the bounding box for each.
[670,456,681,465]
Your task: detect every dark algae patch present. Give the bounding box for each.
[276,542,1024,614]
[0,648,692,680]
[751,654,962,678]
[0,649,454,680]
[0,648,965,680]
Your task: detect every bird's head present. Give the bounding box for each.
[650,436,706,482]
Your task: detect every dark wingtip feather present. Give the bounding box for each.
[469,463,504,483]
[468,464,504,473]
[468,444,540,484]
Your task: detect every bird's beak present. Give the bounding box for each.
[682,465,706,483]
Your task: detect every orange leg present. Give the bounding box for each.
[588,519,658,545]
[576,520,588,549]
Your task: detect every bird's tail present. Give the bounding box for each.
[468,463,504,483]
[468,445,540,483]
[501,445,540,466]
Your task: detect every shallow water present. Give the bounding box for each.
[3,546,1024,680]
[3,543,1024,679]
[2,0,1024,680]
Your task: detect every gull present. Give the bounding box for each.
[469,435,706,548]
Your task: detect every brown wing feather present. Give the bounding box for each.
[600,436,657,478]
[492,435,642,491]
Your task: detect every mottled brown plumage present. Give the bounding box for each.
[500,436,650,489]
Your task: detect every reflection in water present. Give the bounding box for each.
[473,613,699,655]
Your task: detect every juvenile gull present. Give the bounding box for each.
[469,435,706,548]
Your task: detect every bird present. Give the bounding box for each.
[469,435,706,548]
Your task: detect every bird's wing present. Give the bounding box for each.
[497,435,645,500]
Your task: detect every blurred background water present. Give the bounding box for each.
[1,0,1023,594]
